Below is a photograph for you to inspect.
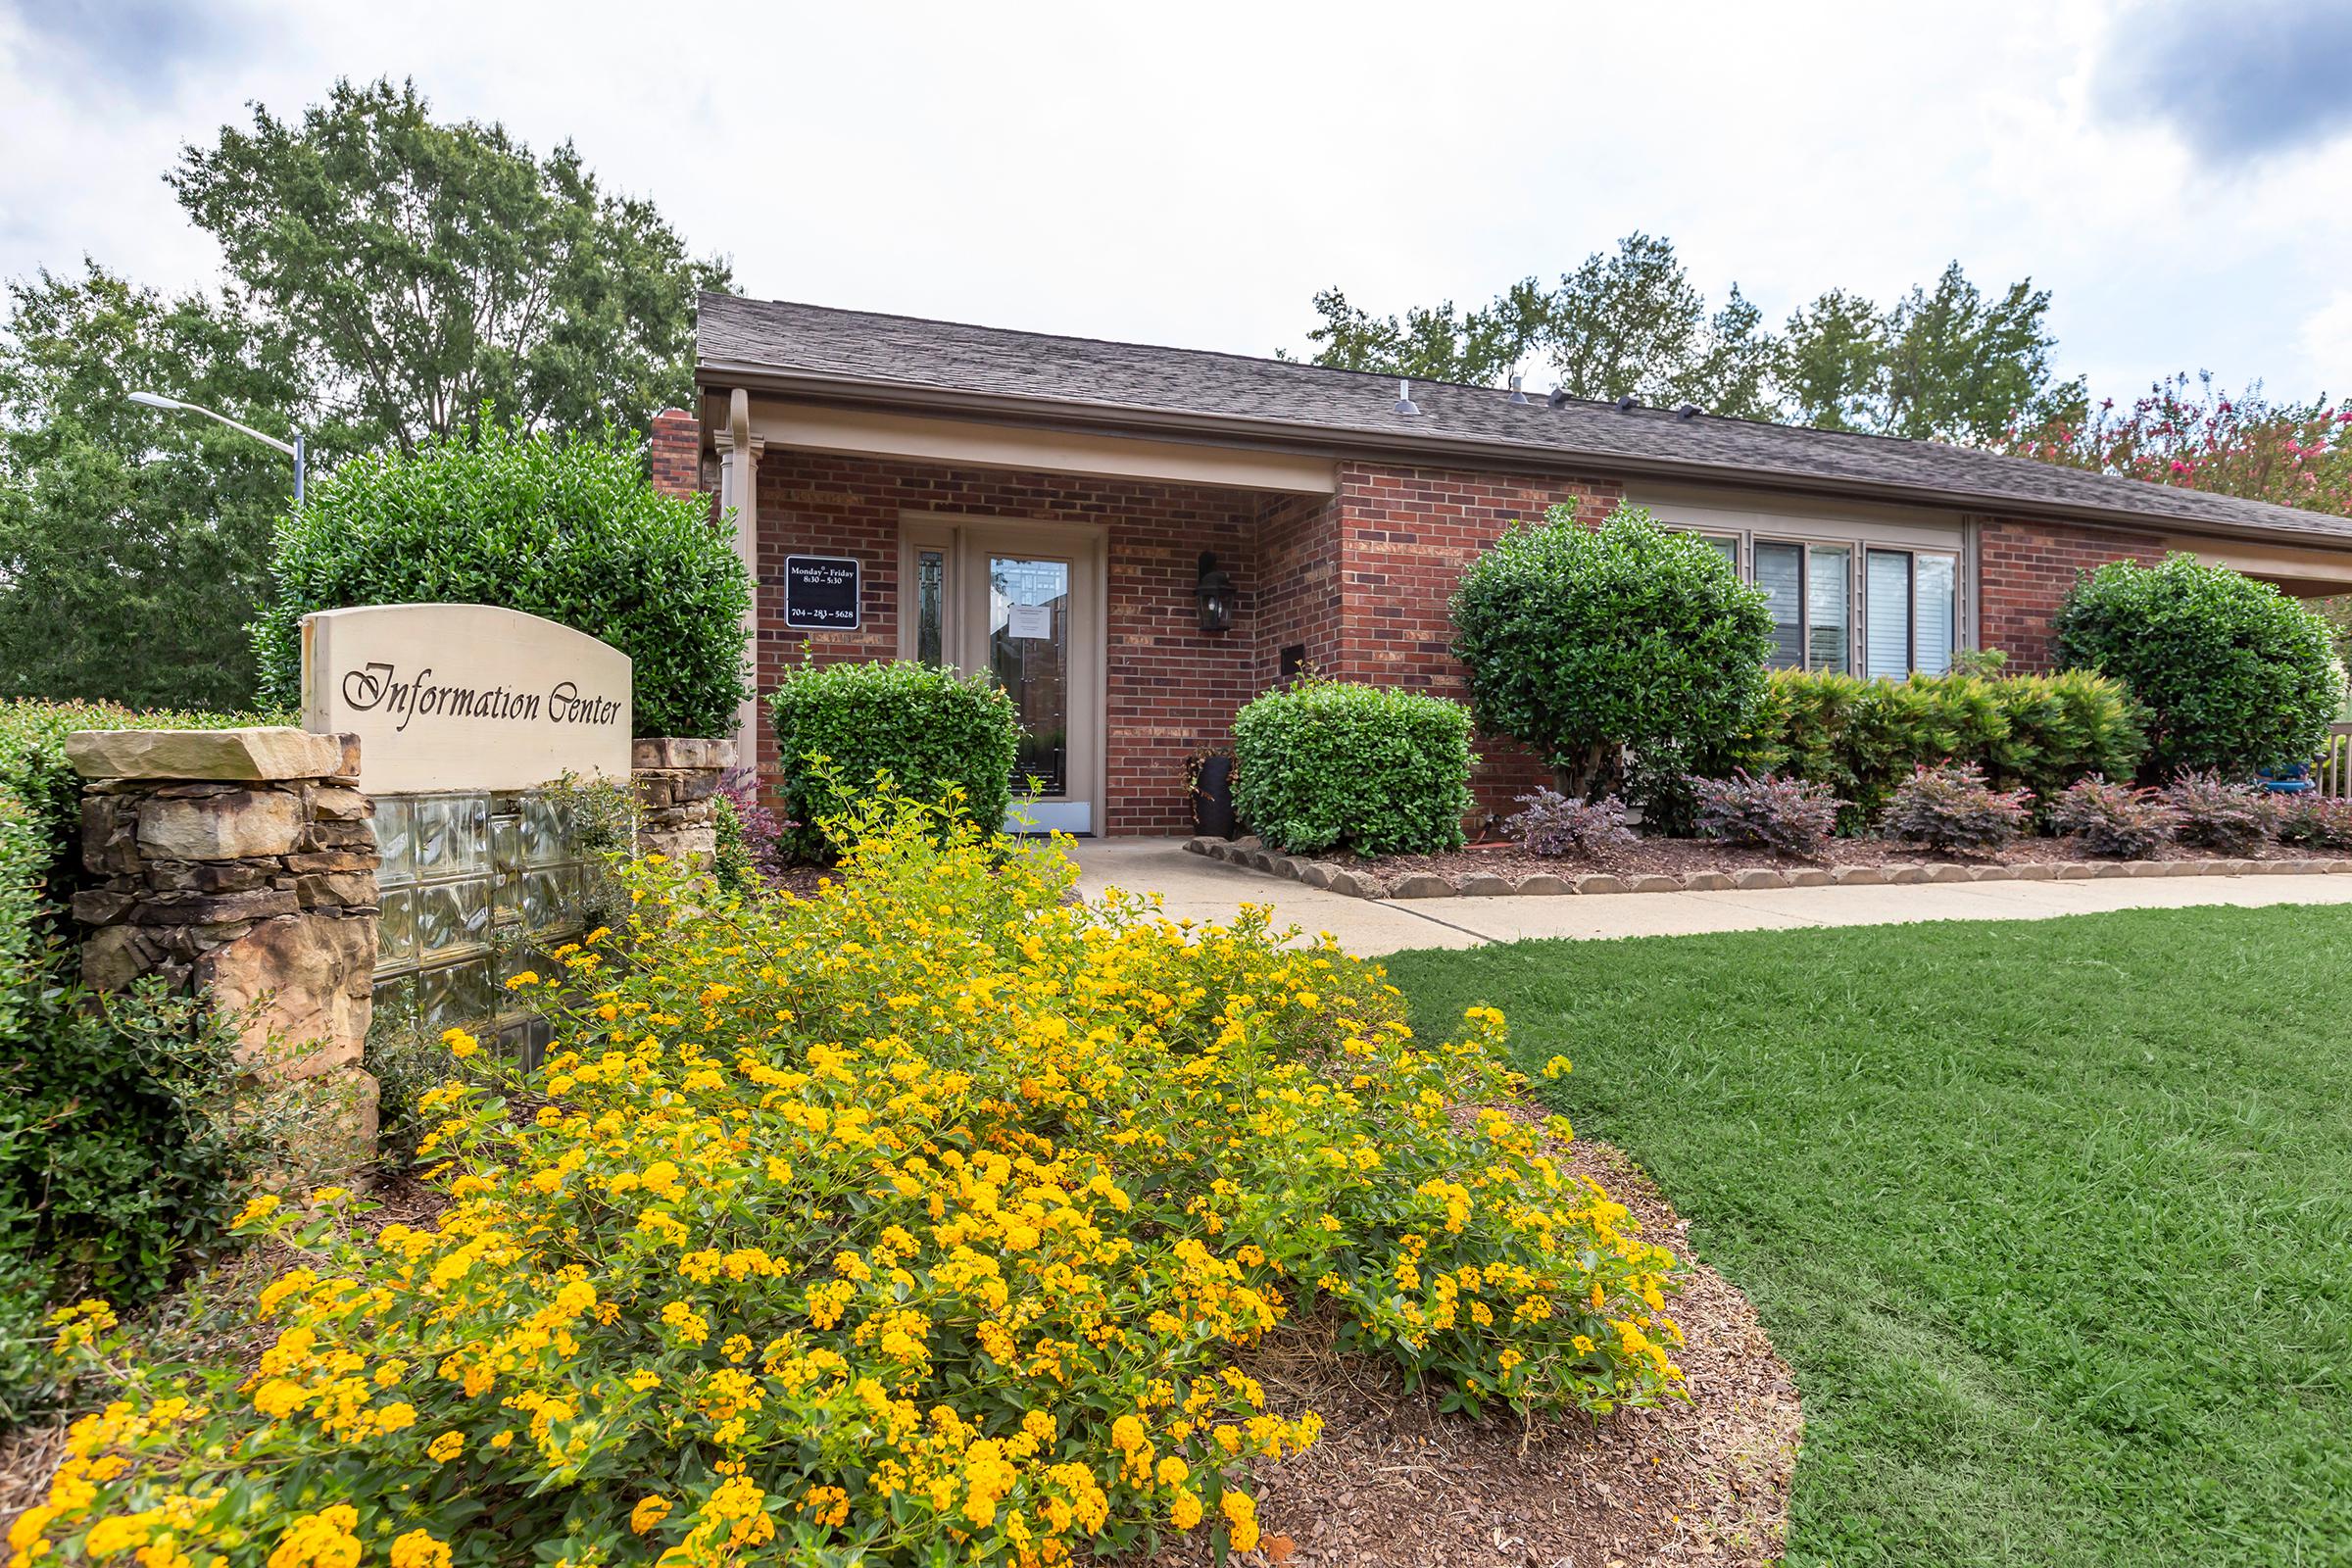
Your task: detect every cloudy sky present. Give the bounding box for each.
[4,0,2350,407]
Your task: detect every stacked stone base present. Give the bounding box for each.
[631,738,735,865]
[67,727,382,1162]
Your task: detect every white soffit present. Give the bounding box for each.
[748,400,1337,496]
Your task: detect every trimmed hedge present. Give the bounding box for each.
[2054,554,2341,778]
[1231,678,1476,856]
[1712,668,2146,826]
[0,700,280,1416]
[767,660,1019,852]
[253,419,752,738]
[1450,504,1774,796]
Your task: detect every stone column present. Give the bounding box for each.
[66,727,382,1160]
[631,738,737,866]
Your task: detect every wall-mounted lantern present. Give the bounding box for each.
[1195,551,1235,633]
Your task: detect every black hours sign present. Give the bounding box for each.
[782,556,861,630]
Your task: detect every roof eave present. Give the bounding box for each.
[695,357,2345,553]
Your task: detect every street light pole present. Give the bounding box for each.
[127,391,305,505]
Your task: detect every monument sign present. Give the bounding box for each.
[301,604,633,794]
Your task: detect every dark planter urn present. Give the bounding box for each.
[1191,755,1239,840]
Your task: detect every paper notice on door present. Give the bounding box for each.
[1006,604,1053,640]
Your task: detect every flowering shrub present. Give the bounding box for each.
[1880,762,2033,855]
[1505,789,1636,858]
[1690,770,1842,858]
[2048,777,2180,858]
[2003,372,2351,520]
[2276,793,2352,851]
[24,793,1683,1568]
[2162,770,2279,854]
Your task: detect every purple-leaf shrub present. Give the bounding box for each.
[2276,793,2352,851]
[1881,761,2034,855]
[1505,789,1637,858]
[1690,770,1842,858]
[2162,770,2278,854]
[2048,777,2180,858]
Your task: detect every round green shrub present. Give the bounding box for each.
[1451,504,1775,796]
[252,419,752,738]
[1230,678,1476,856]
[2053,554,2340,778]
[768,660,1018,852]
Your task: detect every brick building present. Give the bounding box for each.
[661,294,2352,835]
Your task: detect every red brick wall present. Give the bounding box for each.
[1978,515,2167,671]
[650,409,700,500]
[750,452,1266,833]
[1252,492,1343,688]
[1333,462,1623,818]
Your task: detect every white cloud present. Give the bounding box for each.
[3,0,2348,407]
[2299,292,2352,395]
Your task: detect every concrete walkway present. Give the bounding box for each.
[1068,837,2352,955]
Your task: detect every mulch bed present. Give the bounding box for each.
[1314,832,2304,890]
[1144,1137,1799,1568]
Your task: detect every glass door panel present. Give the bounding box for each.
[989,557,1071,798]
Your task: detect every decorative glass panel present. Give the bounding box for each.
[420,957,493,1037]
[415,795,488,878]
[1807,546,1851,673]
[916,549,946,666]
[371,785,588,1059]
[1754,542,1805,669]
[372,798,414,886]
[378,886,417,967]
[416,879,490,957]
[521,795,568,865]
[1866,549,1914,678]
[1915,555,1956,676]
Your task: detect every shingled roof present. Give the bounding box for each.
[698,293,2351,546]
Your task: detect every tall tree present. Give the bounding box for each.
[1296,237,2069,438]
[0,265,308,709]
[171,77,734,453]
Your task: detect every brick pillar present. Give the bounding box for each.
[66,727,382,1161]
[651,408,701,500]
[632,737,736,865]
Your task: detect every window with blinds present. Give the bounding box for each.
[1915,556,1955,675]
[1808,546,1850,673]
[1754,541,1806,668]
[1668,522,1958,679]
[1865,550,1913,677]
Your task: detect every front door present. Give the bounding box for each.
[901,517,1104,834]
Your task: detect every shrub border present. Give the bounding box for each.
[1182,837,2352,900]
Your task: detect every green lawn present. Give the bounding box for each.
[1384,906,2352,1568]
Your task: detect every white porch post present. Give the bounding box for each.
[715,388,764,767]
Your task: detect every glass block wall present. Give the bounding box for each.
[369,790,592,1066]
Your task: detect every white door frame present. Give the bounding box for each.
[897,512,1108,834]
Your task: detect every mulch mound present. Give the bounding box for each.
[1144,1140,1799,1568]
